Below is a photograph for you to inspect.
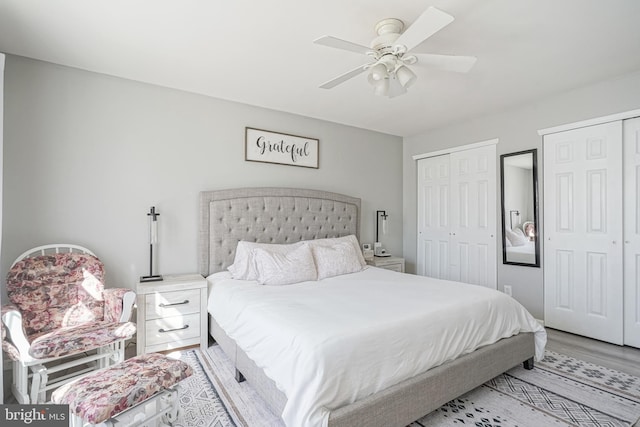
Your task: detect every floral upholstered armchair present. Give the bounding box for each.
[1,245,136,404]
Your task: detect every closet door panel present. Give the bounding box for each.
[544,121,623,345]
[450,145,496,288]
[624,116,640,348]
[417,144,496,288]
[417,155,451,279]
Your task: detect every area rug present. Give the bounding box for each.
[176,345,640,427]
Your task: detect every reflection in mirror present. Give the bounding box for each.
[500,149,540,267]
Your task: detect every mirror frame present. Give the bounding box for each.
[500,149,540,267]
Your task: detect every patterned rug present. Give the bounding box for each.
[176,346,640,427]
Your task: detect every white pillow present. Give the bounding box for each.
[253,244,317,286]
[228,240,304,281]
[505,236,513,247]
[312,241,364,280]
[306,235,366,268]
[506,228,527,247]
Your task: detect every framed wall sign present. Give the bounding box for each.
[245,127,319,169]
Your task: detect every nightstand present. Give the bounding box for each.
[136,273,207,355]
[366,256,405,273]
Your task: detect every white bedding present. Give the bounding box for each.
[207,267,546,427]
[506,240,536,263]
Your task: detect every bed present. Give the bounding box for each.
[505,223,537,264]
[506,240,536,263]
[199,187,546,427]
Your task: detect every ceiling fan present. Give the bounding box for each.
[314,6,477,98]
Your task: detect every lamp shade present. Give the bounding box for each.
[387,76,407,98]
[369,63,388,82]
[396,65,417,88]
[372,78,389,96]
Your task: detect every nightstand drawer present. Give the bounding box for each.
[365,256,405,273]
[145,313,201,347]
[145,288,201,320]
[383,263,404,272]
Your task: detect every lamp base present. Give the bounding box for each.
[140,275,163,282]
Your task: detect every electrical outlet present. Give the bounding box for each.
[504,285,513,297]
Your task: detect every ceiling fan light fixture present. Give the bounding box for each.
[396,65,417,88]
[372,78,389,97]
[314,6,472,98]
[369,63,388,81]
[387,75,408,98]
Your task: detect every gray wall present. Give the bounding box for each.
[1,55,403,297]
[403,69,640,320]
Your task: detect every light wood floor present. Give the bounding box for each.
[545,327,640,377]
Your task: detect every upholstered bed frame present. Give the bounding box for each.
[199,187,535,427]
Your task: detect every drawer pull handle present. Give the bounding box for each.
[159,300,190,308]
[159,325,189,333]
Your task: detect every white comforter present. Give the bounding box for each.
[207,267,546,427]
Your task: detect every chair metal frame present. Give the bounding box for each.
[2,244,136,404]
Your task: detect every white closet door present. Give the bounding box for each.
[624,117,640,348]
[417,154,451,279]
[449,145,497,288]
[544,121,624,345]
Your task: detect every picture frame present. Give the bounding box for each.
[245,127,319,169]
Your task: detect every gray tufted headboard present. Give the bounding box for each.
[199,187,361,276]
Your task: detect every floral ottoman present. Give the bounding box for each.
[52,352,193,426]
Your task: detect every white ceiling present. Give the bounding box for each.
[1,0,640,137]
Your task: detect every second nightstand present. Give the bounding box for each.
[136,273,207,355]
[366,256,405,273]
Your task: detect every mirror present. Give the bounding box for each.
[500,149,540,267]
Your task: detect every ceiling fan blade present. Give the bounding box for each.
[395,7,454,53]
[319,64,369,89]
[414,53,477,73]
[314,36,371,55]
